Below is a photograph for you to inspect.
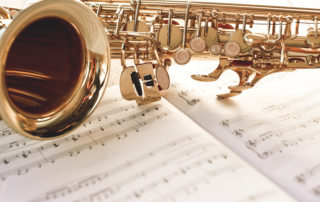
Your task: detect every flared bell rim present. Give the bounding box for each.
[0,0,110,139]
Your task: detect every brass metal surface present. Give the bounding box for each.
[156,66,170,90]
[0,0,110,139]
[85,0,320,100]
[158,24,183,51]
[4,0,320,139]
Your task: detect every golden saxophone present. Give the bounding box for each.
[2,0,320,139]
[84,0,320,100]
[0,0,110,139]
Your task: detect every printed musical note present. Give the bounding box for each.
[0,128,14,138]
[164,62,320,201]
[0,86,294,202]
[0,104,169,181]
[295,163,320,184]
[170,84,201,106]
[29,136,196,201]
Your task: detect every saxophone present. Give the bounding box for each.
[0,0,110,139]
[1,0,320,139]
[85,0,320,101]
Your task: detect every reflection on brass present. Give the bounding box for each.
[224,41,241,57]
[156,66,170,90]
[136,63,161,105]
[190,37,206,53]
[192,27,219,49]
[0,7,10,19]
[229,30,252,53]
[174,48,192,65]
[306,31,320,48]
[123,21,149,32]
[120,63,161,105]
[85,0,320,102]
[4,0,320,139]
[5,70,52,80]
[0,0,109,139]
[210,43,222,55]
[120,66,140,100]
[158,25,183,51]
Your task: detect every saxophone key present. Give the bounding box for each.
[189,36,206,53]
[174,48,192,65]
[209,43,222,55]
[156,66,170,90]
[224,41,241,57]
[122,20,149,32]
[158,24,183,51]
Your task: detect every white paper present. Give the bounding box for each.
[0,86,294,202]
[164,59,320,202]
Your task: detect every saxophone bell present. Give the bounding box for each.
[0,0,110,139]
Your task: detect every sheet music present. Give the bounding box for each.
[164,59,320,202]
[0,86,294,202]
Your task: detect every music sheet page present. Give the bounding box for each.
[164,60,320,202]
[0,86,294,202]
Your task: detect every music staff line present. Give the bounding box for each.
[77,145,229,202]
[262,88,320,113]
[30,135,195,202]
[0,105,168,181]
[0,138,39,153]
[83,103,137,127]
[172,142,226,166]
[111,153,232,202]
[221,98,320,138]
[220,87,320,131]
[0,128,14,139]
[293,162,320,198]
[151,163,244,202]
[296,163,320,184]
[247,127,320,159]
[31,140,219,202]
[170,83,203,106]
[0,98,121,142]
[0,104,161,166]
[0,103,138,154]
[220,110,320,159]
[170,81,238,104]
[245,115,320,149]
